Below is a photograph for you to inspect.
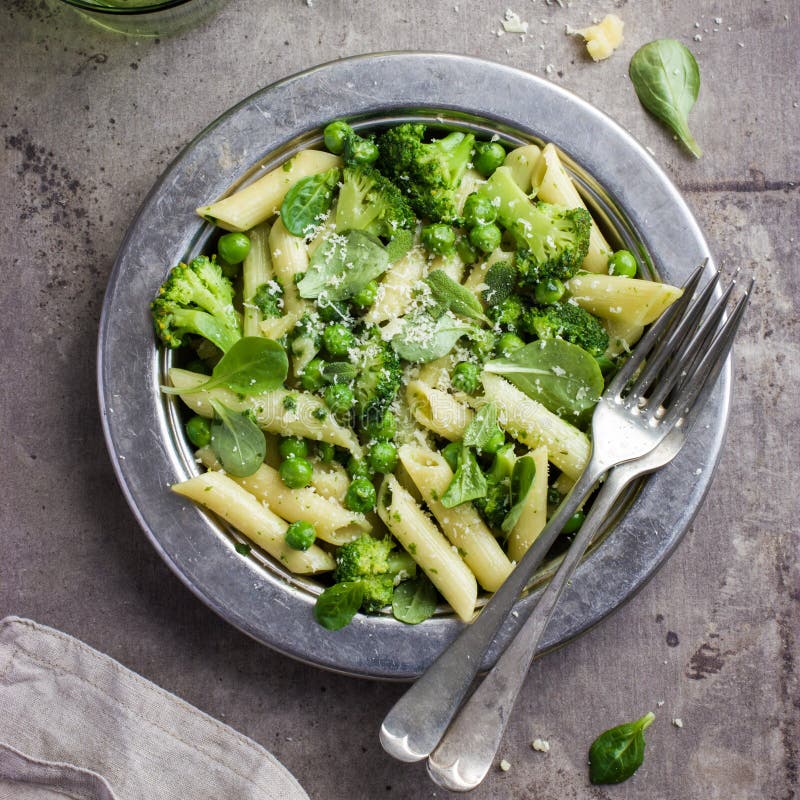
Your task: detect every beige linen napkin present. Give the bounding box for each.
[0,617,309,800]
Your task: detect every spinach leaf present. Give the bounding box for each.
[313,581,365,630]
[392,575,438,624]
[463,403,499,450]
[484,338,603,420]
[385,229,415,263]
[391,312,475,364]
[209,399,266,477]
[501,456,536,535]
[589,712,655,785]
[163,337,288,396]
[441,444,488,508]
[424,270,488,323]
[629,39,702,158]
[297,230,390,300]
[280,167,340,236]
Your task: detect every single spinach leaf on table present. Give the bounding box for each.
[501,455,537,535]
[441,444,488,508]
[208,399,266,477]
[484,338,603,421]
[588,712,655,785]
[629,39,702,158]
[314,581,365,630]
[424,269,488,323]
[392,575,438,624]
[280,167,340,236]
[391,312,475,364]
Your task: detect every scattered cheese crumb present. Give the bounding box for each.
[672,718,684,728]
[714,16,722,24]
[545,63,555,74]
[657,700,665,707]
[502,9,529,34]
[532,738,551,753]
[499,759,512,772]
[569,14,625,61]
[694,34,703,42]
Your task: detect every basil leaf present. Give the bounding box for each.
[441,444,488,508]
[501,456,536,534]
[164,337,288,396]
[313,581,365,630]
[391,313,475,364]
[589,712,655,785]
[297,230,390,300]
[385,229,415,263]
[280,167,340,236]
[463,403,498,450]
[424,269,488,322]
[484,338,604,420]
[392,576,438,624]
[629,39,702,158]
[209,399,266,477]
[320,361,357,384]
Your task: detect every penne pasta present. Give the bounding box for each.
[406,380,473,441]
[365,246,427,325]
[602,315,645,356]
[269,218,310,317]
[310,461,350,503]
[506,445,549,563]
[241,222,274,338]
[503,144,542,193]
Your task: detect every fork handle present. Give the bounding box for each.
[379,459,608,763]
[426,466,630,791]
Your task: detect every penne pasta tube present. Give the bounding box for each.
[242,222,274,338]
[399,444,514,592]
[503,144,542,193]
[479,373,590,481]
[602,315,645,356]
[258,309,302,341]
[506,445,549,563]
[378,475,477,622]
[406,380,473,441]
[365,246,427,325]
[171,471,335,573]
[310,461,350,503]
[196,150,342,232]
[269,218,310,317]
[463,248,515,295]
[168,368,362,456]
[429,251,466,284]
[455,168,487,213]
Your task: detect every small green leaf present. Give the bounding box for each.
[629,39,702,158]
[163,337,288,396]
[385,229,415,263]
[391,313,475,364]
[392,576,438,624]
[320,361,358,384]
[313,581,365,630]
[501,456,536,534]
[280,167,339,236]
[209,399,266,477]
[463,403,498,450]
[424,269,488,322]
[589,712,655,785]
[441,444,488,508]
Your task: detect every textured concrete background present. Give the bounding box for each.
[2,0,798,798]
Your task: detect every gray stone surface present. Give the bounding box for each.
[1,1,798,798]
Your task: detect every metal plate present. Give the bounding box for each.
[97,53,729,680]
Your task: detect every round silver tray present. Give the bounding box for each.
[97,53,729,680]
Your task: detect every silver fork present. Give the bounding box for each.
[380,265,741,765]
[426,279,753,792]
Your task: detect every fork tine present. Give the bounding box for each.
[644,278,737,414]
[663,280,752,428]
[606,264,707,397]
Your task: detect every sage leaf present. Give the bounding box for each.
[280,167,340,236]
[501,456,536,535]
[441,444,488,508]
[484,338,604,420]
[163,337,288,396]
[385,229,415,263]
[297,230,390,300]
[314,581,365,630]
[320,361,358,384]
[629,39,702,158]
[589,712,655,785]
[391,313,475,364]
[392,575,438,624]
[463,403,499,450]
[209,399,266,477]
[424,269,488,322]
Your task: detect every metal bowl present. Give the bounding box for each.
[98,53,729,680]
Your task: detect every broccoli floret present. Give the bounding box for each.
[480,166,591,284]
[474,443,516,529]
[351,328,403,428]
[467,328,498,363]
[151,255,241,353]
[335,164,415,240]
[522,302,609,357]
[250,281,283,319]
[481,259,517,306]
[488,296,526,330]
[377,123,475,223]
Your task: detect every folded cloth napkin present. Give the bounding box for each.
[0,617,309,800]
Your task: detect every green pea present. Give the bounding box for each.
[451,361,480,394]
[470,329,497,361]
[279,456,313,489]
[367,441,399,474]
[323,120,353,155]
[218,259,241,280]
[317,441,336,463]
[346,456,371,479]
[323,323,355,357]
[278,436,308,460]
[345,477,377,513]
[534,278,566,305]
[462,193,497,227]
[324,383,355,416]
[300,358,326,391]
[217,232,251,265]
[497,332,526,357]
[317,298,350,322]
[607,250,638,277]
[352,280,378,308]
[455,236,479,265]
[562,510,585,535]
[442,441,461,473]
[344,136,379,166]
[468,222,502,254]
[481,428,506,454]
[185,415,211,447]
[473,141,506,177]
[285,520,316,550]
[365,410,397,441]
[421,223,456,255]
